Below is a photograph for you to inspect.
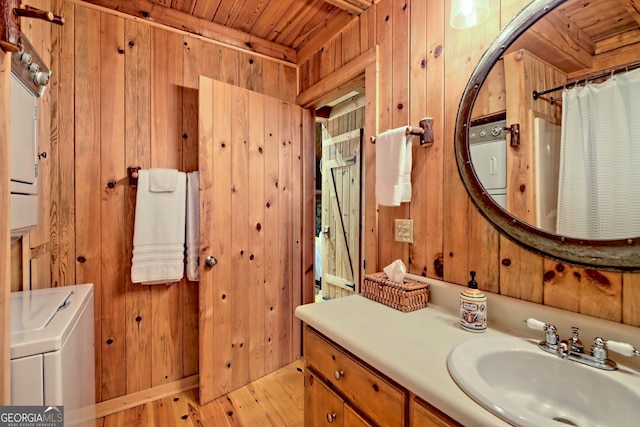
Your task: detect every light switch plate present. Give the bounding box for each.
[394,219,414,243]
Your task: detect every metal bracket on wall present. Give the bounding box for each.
[128,166,141,187]
[419,117,434,146]
[504,123,521,147]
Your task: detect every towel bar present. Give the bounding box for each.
[370,118,434,146]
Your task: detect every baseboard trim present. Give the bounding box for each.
[95,375,199,419]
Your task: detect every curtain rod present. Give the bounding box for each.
[532,62,640,100]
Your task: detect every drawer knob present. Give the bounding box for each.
[334,370,344,380]
[326,413,337,423]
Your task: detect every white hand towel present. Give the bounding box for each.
[186,171,200,281]
[375,127,413,206]
[131,169,186,285]
[149,168,179,192]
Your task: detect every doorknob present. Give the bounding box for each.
[204,256,218,268]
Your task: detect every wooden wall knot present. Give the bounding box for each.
[585,270,611,287]
[434,254,444,278]
[501,258,511,267]
[543,270,556,282]
[434,45,443,58]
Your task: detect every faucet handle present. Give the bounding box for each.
[524,318,548,331]
[523,318,557,346]
[592,337,607,360]
[606,340,640,357]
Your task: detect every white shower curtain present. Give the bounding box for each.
[556,67,640,240]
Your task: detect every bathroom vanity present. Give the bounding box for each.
[295,276,640,426]
[304,325,458,426]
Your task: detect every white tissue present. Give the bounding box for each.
[383,259,406,283]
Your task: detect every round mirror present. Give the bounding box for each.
[455,0,640,270]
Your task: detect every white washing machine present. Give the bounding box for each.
[11,284,96,427]
[469,120,508,210]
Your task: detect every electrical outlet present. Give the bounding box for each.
[394,219,414,243]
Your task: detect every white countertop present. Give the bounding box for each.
[295,276,640,427]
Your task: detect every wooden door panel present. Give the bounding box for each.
[321,127,363,298]
[198,76,303,404]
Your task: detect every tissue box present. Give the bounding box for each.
[362,272,429,312]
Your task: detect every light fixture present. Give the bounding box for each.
[450,0,490,29]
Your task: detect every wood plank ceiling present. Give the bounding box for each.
[81,0,374,63]
[509,0,640,76]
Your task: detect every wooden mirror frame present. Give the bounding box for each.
[454,0,640,271]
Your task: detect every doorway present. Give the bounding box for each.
[315,90,365,301]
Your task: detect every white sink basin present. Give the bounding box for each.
[447,336,640,427]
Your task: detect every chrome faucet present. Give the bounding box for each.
[524,318,640,371]
[570,326,584,354]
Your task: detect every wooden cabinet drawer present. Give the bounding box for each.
[304,326,406,426]
[305,370,344,427]
[411,395,461,427]
[345,403,375,427]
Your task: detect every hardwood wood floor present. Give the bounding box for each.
[97,359,304,426]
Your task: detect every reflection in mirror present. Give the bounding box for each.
[470,0,640,241]
[456,0,640,269]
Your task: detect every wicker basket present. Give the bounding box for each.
[362,272,429,312]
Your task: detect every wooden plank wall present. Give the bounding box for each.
[48,0,297,403]
[298,0,640,327]
[21,0,53,291]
